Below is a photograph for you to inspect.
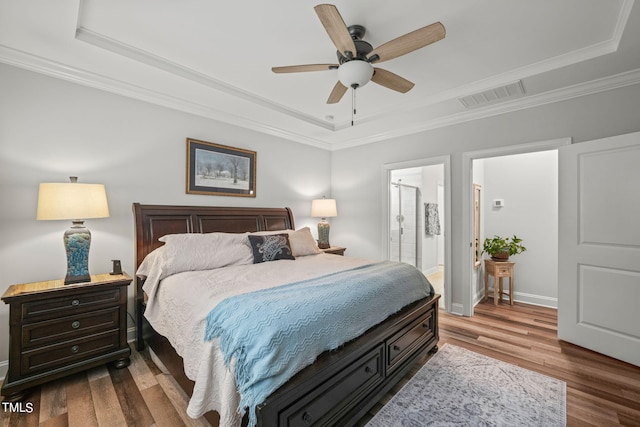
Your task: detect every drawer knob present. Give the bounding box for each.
[365,366,373,374]
[302,411,313,424]
[71,345,80,354]
[71,299,80,306]
[71,321,80,329]
[422,322,429,328]
[393,344,401,352]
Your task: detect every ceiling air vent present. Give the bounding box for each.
[458,80,525,108]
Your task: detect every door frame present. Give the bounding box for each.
[382,156,452,312]
[461,137,571,316]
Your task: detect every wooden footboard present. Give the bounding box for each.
[254,294,440,427]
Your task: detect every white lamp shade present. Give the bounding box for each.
[37,182,110,220]
[338,60,374,88]
[311,198,337,218]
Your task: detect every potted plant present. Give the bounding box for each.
[482,235,526,261]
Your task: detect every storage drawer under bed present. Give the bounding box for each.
[279,344,385,426]
[386,307,435,373]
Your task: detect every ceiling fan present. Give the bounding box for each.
[272,4,446,105]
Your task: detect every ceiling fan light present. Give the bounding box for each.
[338,60,374,88]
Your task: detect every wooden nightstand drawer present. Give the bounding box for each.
[20,330,120,376]
[21,288,120,321]
[22,307,120,349]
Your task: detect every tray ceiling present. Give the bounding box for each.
[1,0,639,150]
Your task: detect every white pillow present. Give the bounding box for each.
[252,227,320,257]
[157,232,254,271]
[137,232,253,311]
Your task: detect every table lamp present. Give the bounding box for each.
[36,177,110,284]
[311,197,337,249]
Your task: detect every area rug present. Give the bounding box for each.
[366,344,566,426]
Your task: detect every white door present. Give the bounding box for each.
[558,131,640,366]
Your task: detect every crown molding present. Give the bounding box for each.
[3,42,639,153]
[74,26,622,136]
[332,39,623,132]
[74,26,335,132]
[330,67,640,151]
[0,44,332,151]
[333,0,635,129]
[74,0,634,135]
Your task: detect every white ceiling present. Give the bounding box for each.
[2,0,639,150]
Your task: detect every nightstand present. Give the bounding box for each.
[1,273,132,401]
[320,246,346,256]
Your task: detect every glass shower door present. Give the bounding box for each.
[390,181,420,267]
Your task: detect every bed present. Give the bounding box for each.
[132,203,440,427]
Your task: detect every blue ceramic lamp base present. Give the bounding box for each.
[64,220,91,284]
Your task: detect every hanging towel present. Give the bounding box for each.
[425,202,441,235]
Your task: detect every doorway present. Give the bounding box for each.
[462,138,570,316]
[384,157,451,311]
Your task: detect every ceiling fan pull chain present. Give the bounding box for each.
[351,86,356,126]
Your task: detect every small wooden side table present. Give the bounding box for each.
[484,259,515,305]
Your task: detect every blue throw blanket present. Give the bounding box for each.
[204,261,434,427]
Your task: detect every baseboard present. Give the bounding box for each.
[513,291,558,308]
[481,287,557,309]
[450,302,465,316]
[127,326,137,344]
[473,288,485,306]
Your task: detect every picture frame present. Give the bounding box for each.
[186,138,256,197]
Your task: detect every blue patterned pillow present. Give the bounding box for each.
[247,234,296,263]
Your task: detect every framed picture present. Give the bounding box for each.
[186,138,256,197]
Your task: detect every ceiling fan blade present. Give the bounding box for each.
[314,4,357,58]
[371,68,415,93]
[367,22,445,63]
[327,81,348,104]
[272,64,338,73]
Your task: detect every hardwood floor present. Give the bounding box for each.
[436,302,640,427]
[2,301,639,426]
[358,301,640,427]
[0,346,211,427]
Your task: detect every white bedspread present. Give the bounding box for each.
[140,254,372,426]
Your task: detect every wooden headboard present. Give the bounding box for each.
[132,203,295,269]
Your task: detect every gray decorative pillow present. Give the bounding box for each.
[247,234,296,263]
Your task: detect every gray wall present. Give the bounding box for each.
[2,60,640,375]
[0,64,332,374]
[330,82,640,314]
